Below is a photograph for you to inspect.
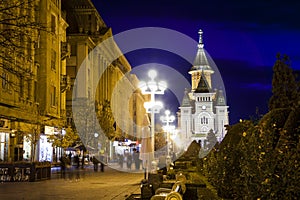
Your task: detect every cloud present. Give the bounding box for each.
[240,83,272,91]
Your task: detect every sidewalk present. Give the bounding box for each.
[0,164,144,200]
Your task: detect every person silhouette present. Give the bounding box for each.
[133,148,141,170]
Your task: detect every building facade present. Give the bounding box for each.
[0,0,69,162]
[178,30,229,148]
[62,0,147,159]
[0,0,146,162]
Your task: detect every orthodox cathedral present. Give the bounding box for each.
[178,29,229,148]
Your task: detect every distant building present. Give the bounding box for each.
[178,30,229,148]
[62,0,147,158]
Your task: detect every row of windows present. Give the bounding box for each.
[191,116,210,127]
[1,72,37,102]
[1,72,57,107]
[196,96,211,102]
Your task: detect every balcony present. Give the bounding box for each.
[60,75,71,92]
[61,42,71,60]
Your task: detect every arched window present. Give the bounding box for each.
[201,116,208,124]
[200,116,209,124]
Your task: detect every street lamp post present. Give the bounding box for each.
[139,70,167,170]
[60,128,66,158]
[94,132,99,155]
[160,110,175,157]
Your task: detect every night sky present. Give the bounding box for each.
[91,0,300,124]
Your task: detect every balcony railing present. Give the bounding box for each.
[60,75,71,92]
[61,42,71,60]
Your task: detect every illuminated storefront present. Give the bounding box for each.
[23,136,31,161]
[0,132,9,161]
[37,126,55,162]
[39,135,53,162]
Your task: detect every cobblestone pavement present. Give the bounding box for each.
[0,164,144,200]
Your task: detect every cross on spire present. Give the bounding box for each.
[198,29,204,48]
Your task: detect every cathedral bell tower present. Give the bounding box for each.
[193,73,215,135]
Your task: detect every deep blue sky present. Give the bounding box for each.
[91,0,300,124]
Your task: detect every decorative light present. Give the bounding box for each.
[139,69,167,172]
[160,110,175,158]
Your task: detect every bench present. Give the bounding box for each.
[150,173,187,200]
[150,180,186,200]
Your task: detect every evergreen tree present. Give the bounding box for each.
[204,120,252,199]
[238,108,291,199]
[206,129,217,150]
[269,53,298,110]
[97,100,118,140]
[269,107,300,198]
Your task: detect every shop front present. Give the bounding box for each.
[0,119,21,162]
[0,132,9,162]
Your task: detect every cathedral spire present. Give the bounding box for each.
[198,29,204,49]
[189,29,213,73]
[216,90,226,106]
[181,88,192,107]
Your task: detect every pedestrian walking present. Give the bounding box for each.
[59,156,66,179]
[74,154,80,169]
[92,156,99,172]
[100,155,105,172]
[59,154,70,179]
[133,148,141,170]
[118,154,124,168]
[126,151,132,170]
[68,152,72,164]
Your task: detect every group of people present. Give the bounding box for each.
[59,152,86,180]
[118,148,141,170]
[59,154,78,180]
[92,155,105,172]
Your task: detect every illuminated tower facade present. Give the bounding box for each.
[179,29,229,148]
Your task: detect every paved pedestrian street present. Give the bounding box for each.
[0,166,143,200]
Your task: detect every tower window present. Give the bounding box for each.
[201,116,208,124]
